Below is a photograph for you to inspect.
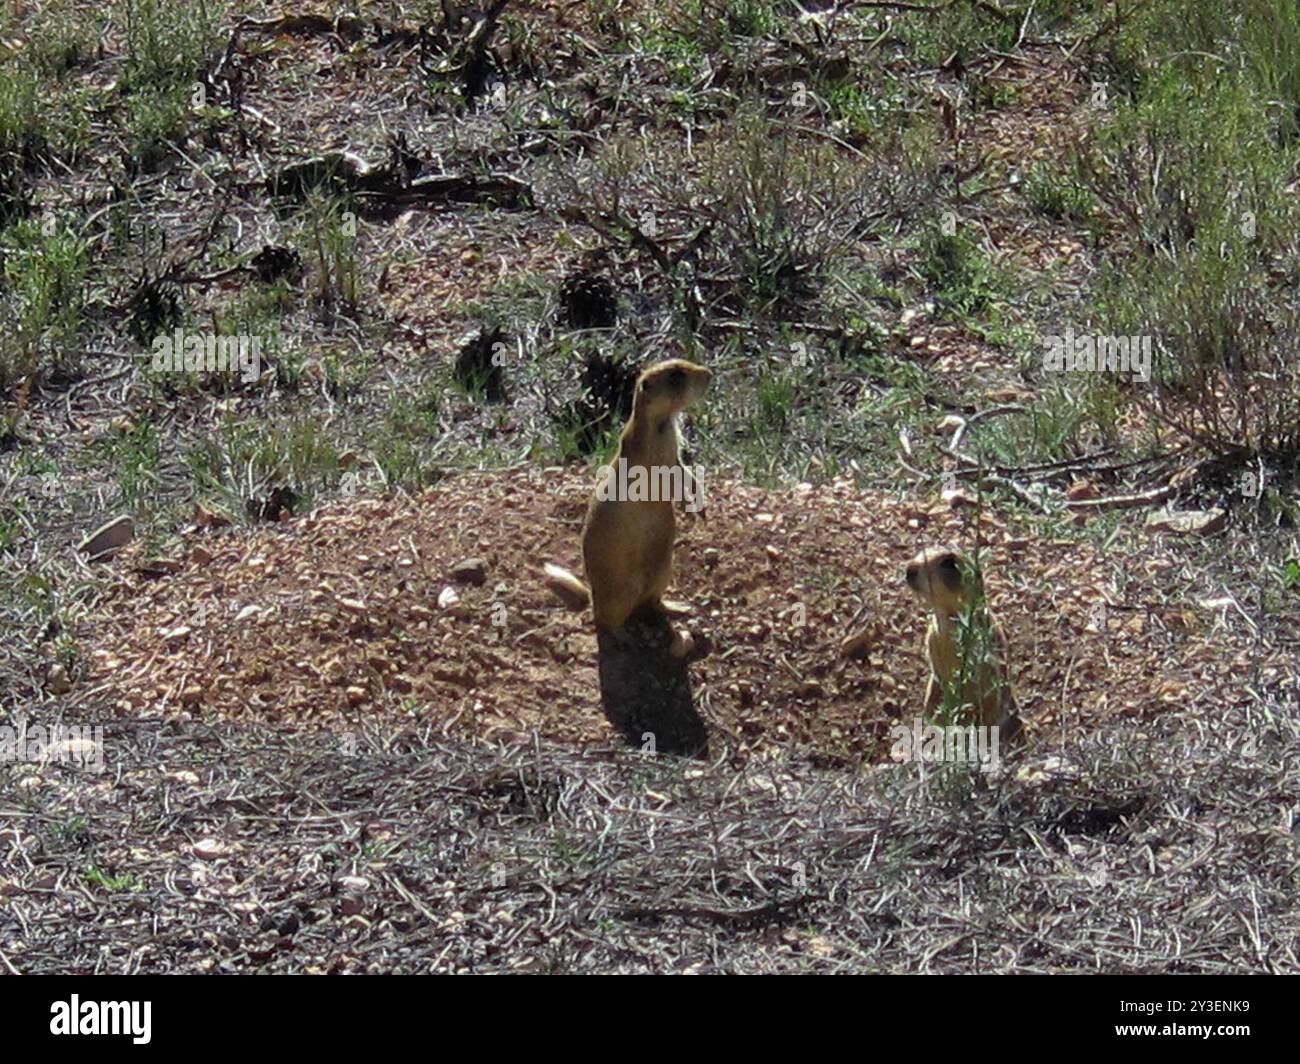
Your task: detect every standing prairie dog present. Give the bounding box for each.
[905,546,1021,739]
[544,359,711,639]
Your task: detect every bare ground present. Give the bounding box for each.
[3,1,1299,974]
[70,469,1286,760]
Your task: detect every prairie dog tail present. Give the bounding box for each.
[543,563,590,609]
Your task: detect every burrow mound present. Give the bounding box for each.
[75,469,1269,762]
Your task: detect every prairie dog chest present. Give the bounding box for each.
[926,606,1004,677]
[925,613,960,680]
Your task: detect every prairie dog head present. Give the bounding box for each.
[634,359,712,420]
[905,546,980,617]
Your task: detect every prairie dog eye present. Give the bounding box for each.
[668,368,685,387]
[939,555,960,572]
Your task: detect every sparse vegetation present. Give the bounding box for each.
[0,0,1296,977]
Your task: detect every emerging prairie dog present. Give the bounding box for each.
[905,546,1021,739]
[545,359,712,641]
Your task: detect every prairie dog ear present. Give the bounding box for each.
[938,552,966,593]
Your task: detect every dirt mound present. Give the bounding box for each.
[74,469,1276,761]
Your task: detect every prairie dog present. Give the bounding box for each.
[905,546,1020,738]
[544,358,711,635]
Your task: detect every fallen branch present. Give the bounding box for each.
[1065,484,1174,511]
[267,153,533,209]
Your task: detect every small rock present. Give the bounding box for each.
[985,387,1023,403]
[430,666,476,689]
[134,557,182,576]
[1145,508,1227,536]
[541,565,587,610]
[190,544,213,565]
[942,487,977,510]
[261,911,300,936]
[47,663,72,694]
[669,629,696,659]
[437,586,461,611]
[1015,756,1065,785]
[192,838,227,860]
[345,685,368,706]
[450,557,489,585]
[79,516,134,561]
[840,630,872,659]
[194,503,230,529]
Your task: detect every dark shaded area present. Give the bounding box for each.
[559,267,618,329]
[454,324,508,401]
[251,244,304,284]
[595,608,708,759]
[246,484,298,523]
[555,350,638,455]
[126,274,183,346]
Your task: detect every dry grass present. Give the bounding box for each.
[4,698,1296,974]
[2,0,1299,975]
